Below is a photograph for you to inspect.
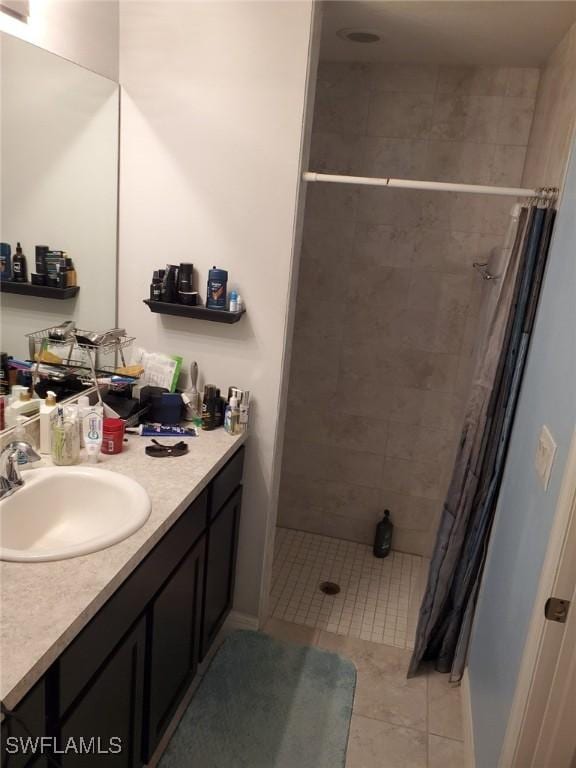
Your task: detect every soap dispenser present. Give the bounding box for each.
[40,391,58,454]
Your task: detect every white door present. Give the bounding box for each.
[506,428,576,768]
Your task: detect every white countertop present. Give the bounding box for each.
[0,428,247,711]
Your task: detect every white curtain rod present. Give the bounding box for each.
[303,171,554,199]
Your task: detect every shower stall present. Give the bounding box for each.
[270,3,574,647]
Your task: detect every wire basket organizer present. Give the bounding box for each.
[26,326,136,402]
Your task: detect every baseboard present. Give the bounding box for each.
[461,668,476,768]
[225,610,260,632]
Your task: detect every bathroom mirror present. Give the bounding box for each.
[0,32,119,364]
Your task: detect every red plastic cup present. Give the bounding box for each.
[101,418,125,455]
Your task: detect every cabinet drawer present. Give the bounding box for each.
[209,446,244,519]
[58,489,208,717]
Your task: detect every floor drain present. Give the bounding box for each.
[319,581,341,596]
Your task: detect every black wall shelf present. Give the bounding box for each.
[143,299,245,324]
[0,282,80,300]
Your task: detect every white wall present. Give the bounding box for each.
[119,0,314,619]
[0,0,119,80]
[1,34,118,359]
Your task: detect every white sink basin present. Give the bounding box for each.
[0,467,151,562]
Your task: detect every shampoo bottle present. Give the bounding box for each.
[373,510,393,558]
[40,391,58,454]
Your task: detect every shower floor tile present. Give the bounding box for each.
[271,527,428,650]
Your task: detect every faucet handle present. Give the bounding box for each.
[7,441,42,464]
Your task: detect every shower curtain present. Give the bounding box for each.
[408,199,556,681]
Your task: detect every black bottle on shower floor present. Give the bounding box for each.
[373,510,393,558]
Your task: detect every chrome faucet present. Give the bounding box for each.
[0,441,41,501]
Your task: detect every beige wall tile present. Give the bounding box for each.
[496,96,536,145]
[412,229,479,274]
[382,457,446,501]
[386,423,455,466]
[309,131,364,175]
[356,187,425,228]
[368,63,438,95]
[437,66,508,96]
[367,92,434,139]
[354,223,418,269]
[393,528,437,557]
[379,490,443,533]
[426,141,495,184]
[504,67,540,99]
[346,263,412,308]
[283,439,384,489]
[490,145,527,187]
[314,62,369,135]
[359,136,428,179]
[306,182,357,223]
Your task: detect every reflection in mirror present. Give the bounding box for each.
[0,33,119,432]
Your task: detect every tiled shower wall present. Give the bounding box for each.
[278,63,539,556]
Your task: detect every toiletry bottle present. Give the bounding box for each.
[236,294,244,313]
[40,391,58,454]
[239,390,250,433]
[229,290,238,312]
[83,405,103,462]
[64,256,77,287]
[0,243,12,281]
[35,245,49,276]
[12,242,27,283]
[206,267,228,309]
[201,385,218,430]
[0,353,10,395]
[78,395,90,447]
[373,510,393,558]
[225,394,240,434]
[150,271,162,301]
[161,264,178,303]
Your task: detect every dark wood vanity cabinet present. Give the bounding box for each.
[201,486,242,660]
[1,446,244,768]
[60,618,146,768]
[145,534,206,760]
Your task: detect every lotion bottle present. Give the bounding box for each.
[40,391,58,454]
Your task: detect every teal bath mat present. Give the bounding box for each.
[159,630,356,768]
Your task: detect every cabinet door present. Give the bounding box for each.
[59,617,146,768]
[201,486,242,660]
[1,680,46,768]
[145,535,206,761]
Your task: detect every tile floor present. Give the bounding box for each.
[262,617,465,768]
[271,527,428,649]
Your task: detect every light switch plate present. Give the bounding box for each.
[535,425,557,490]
